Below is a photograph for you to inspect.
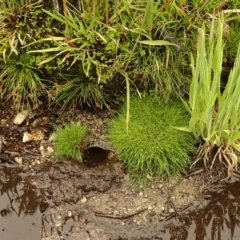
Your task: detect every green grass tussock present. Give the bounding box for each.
[54,122,87,161]
[108,95,196,183]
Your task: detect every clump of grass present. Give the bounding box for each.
[52,75,110,112]
[108,94,196,184]
[0,54,46,109]
[54,122,87,161]
[180,14,240,176]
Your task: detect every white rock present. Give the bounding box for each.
[15,157,23,166]
[47,146,54,153]
[147,205,153,210]
[67,210,72,217]
[81,196,87,203]
[13,110,29,125]
[169,208,175,213]
[23,129,45,143]
[39,146,44,151]
[54,219,62,227]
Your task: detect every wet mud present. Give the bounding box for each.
[1,158,240,240]
[1,103,240,239]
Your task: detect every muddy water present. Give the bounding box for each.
[1,160,240,240]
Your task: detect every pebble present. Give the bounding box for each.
[147,205,153,210]
[13,110,29,125]
[47,146,54,153]
[169,208,175,213]
[54,219,62,227]
[67,210,72,217]
[22,165,30,172]
[39,146,44,151]
[23,129,45,142]
[81,196,87,203]
[15,156,23,166]
[0,119,7,125]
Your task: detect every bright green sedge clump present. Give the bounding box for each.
[54,122,87,161]
[108,94,196,183]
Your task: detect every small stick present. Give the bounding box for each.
[95,208,147,220]
[0,135,3,153]
[185,168,204,178]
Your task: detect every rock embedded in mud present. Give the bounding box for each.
[13,110,29,125]
[22,129,45,143]
[14,156,23,166]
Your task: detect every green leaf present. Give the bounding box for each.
[232,142,240,153]
[173,126,193,133]
[140,40,179,47]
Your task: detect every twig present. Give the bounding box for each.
[94,208,147,220]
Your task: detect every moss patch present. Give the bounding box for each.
[108,95,196,183]
[54,122,87,161]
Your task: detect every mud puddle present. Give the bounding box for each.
[1,159,240,240]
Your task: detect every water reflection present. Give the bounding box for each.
[0,166,45,216]
[1,162,240,239]
[0,166,44,240]
[160,178,240,240]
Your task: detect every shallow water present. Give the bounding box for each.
[1,160,240,240]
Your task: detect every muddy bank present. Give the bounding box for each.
[1,159,240,239]
[1,102,240,239]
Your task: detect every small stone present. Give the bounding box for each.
[39,146,44,151]
[0,119,7,125]
[113,211,119,215]
[47,146,54,153]
[13,110,29,125]
[147,205,153,210]
[169,208,175,213]
[81,196,87,203]
[67,210,72,217]
[15,157,23,166]
[55,219,62,227]
[23,129,45,142]
[22,165,30,172]
[31,116,49,127]
[35,160,41,164]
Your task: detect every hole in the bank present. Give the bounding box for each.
[83,146,109,168]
